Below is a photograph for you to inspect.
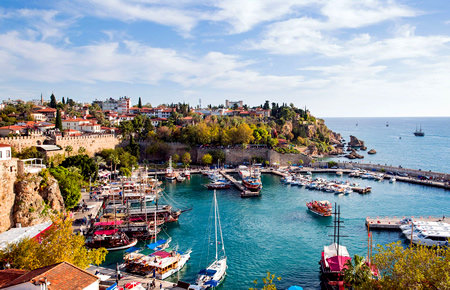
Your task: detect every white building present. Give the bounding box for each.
[0,144,12,161]
[62,118,101,133]
[118,97,131,114]
[225,100,243,108]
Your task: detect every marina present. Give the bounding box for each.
[366,216,449,230]
[99,172,449,289]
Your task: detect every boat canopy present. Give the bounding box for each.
[204,280,219,287]
[198,269,217,276]
[147,239,167,250]
[151,250,172,258]
[323,243,350,259]
[326,255,351,272]
[94,220,124,226]
[94,229,119,236]
[125,246,140,253]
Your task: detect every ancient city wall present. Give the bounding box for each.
[0,159,18,232]
[0,136,47,152]
[54,134,121,157]
[196,147,311,166]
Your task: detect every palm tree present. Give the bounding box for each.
[78,146,86,155]
[65,145,73,156]
[342,254,372,288]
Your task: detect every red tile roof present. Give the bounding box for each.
[0,269,28,287]
[0,125,25,130]
[3,262,98,289]
[37,108,57,113]
[0,144,11,148]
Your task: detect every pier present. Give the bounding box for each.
[365,216,449,230]
[87,265,186,289]
[219,170,261,197]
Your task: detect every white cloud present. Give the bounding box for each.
[0,31,305,93]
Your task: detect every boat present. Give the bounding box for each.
[306,200,332,217]
[386,121,389,127]
[177,175,186,182]
[86,229,138,251]
[389,177,396,183]
[237,165,250,179]
[165,156,177,180]
[335,171,343,176]
[414,125,425,136]
[195,190,227,289]
[206,181,231,190]
[184,168,191,179]
[242,176,262,192]
[320,204,351,288]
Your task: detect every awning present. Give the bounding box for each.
[326,256,351,272]
[147,239,167,250]
[151,250,172,258]
[198,269,217,276]
[94,220,124,226]
[204,280,219,287]
[125,246,140,253]
[94,229,119,235]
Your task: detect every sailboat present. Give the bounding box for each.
[195,190,227,289]
[414,125,425,136]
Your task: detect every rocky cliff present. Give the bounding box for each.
[0,160,17,232]
[13,173,64,228]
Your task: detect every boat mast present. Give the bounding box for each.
[154,168,158,243]
[214,190,218,261]
[216,190,225,257]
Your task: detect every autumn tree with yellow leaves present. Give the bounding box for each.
[0,214,107,270]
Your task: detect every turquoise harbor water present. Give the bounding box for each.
[104,173,450,289]
[323,117,450,173]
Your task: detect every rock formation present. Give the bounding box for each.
[368,149,377,154]
[345,150,364,159]
[329,146,344,155]
[348,135,365,148]
[13,173,64,228]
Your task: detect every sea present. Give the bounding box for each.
[103,117,450,289]
[322,117,450,173]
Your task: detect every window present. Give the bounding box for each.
[6,150,10,157]
[0,151,2,158]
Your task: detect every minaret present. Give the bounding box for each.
[40,93,43,105]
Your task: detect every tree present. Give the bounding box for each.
[138,97,142,108]
[49,93,57,108]
[250,272,282,290]
[181,152,191,166]
[370,241,450,289]
[55,109,63,131]
[78,146,86,154]
[49,167,82,209]
[0,214,107,270]
[60,154,98,181]
[65,145,73,156]
[202,153,213,166]
[62,97,65,105]
[342,254,372,288]
[172,154,180,164]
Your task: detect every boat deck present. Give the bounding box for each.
[366,216,450,230]
[219,170,261,197]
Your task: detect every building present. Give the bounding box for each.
[29,112,47,122]
[225,100,243,108]
[62,118,100,133]
[0,261,100,290]
[0,144,11,161]
[0,126,25,137]
[36,108,57,120]
[117,97,131,114]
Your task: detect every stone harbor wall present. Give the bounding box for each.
[54,134,121,156]
[195,147,311,166]
[0,159,18,232]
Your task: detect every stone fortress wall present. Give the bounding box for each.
[54,134,121,156]
[0,159,17,232]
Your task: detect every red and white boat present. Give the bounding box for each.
[306,200,332,217]
[165,156,177,181]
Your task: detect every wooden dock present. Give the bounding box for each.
[87,265,187,289]
[351,187,372,194]
[365,216,449,230]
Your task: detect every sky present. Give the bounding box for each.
[0,0,449,117]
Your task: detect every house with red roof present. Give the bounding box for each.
[0,144,12,161]
[36,108,58,120]
[0,126,25,137]
[0,261,99,289]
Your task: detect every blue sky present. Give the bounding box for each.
[0,0,449,117]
